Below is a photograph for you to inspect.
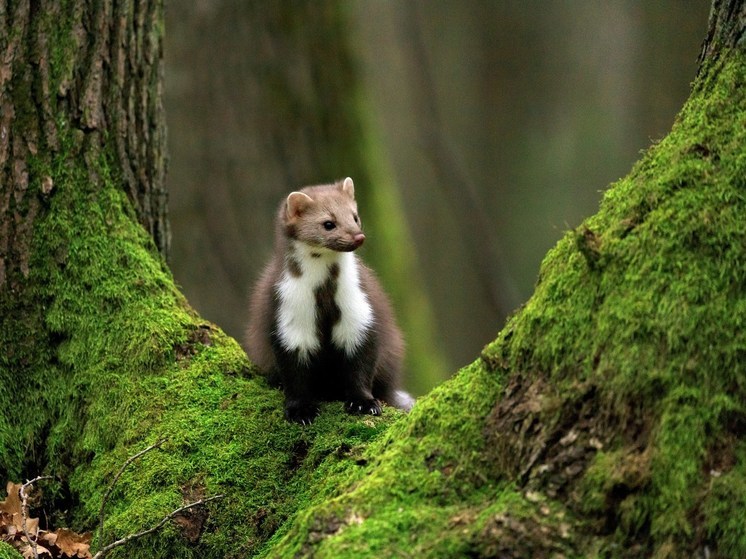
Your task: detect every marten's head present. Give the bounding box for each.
[283,177,365,252]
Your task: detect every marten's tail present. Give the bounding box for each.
[388,390,415,412]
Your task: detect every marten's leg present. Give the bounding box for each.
[342,335,381,416]
[273,346,319,425]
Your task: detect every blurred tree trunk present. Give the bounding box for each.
[165,1,447,393]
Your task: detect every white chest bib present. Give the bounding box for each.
[275,243,374,362]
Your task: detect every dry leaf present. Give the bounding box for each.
[55,528,92,559]
[22,542,52,558]
[5,523,19,537]
[0,482,40,540]
[2,480,92,559]
[37,530,58,547]
[0,482,23,529]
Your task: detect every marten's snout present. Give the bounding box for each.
[352,233,366,248]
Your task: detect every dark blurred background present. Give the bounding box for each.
[163,1,710,395]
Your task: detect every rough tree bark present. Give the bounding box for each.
[1,1,745,559]
[0,0,168,281]
[1,0,169,475]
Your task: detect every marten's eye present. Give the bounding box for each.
[353,213,359,224]
[323,221,336,231]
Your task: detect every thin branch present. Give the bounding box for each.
[98,438,166,546]
[19,476,54,559]
[91,494,225,559]
[19,488,38,559]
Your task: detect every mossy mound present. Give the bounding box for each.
[485,52,746,557]
[260,360,579,558]
[256,53,746,557]
[0,131,403,558]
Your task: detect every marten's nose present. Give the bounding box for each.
[353,233,366,247]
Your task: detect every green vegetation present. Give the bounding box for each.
[258,360,509,557]
[0,542,22,559]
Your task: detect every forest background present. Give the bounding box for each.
[165,1,710,394]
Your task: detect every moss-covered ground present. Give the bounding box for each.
[0,543,21,559]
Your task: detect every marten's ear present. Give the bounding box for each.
[286,192,314,219]
[341,177,355,199]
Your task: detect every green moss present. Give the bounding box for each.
[257,359,511,557]
[0,543,22,559]
[479,53,746,556]
[703,447,746,556]
[44,0,79,99]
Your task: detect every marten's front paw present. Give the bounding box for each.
[285,401,319,425]
[346,398,381,416]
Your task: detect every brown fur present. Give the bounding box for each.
[245,178,408,423]
[284,180,363,252]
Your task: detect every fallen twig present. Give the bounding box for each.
[19,476,55,559]
[91,494,225,559]
[8,440,224,558]
[97,438,166,546]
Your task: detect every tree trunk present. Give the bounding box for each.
[1,0,167,473]
[1,1,745,558]
[0,0,168,287]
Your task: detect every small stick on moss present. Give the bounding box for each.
[97,438,166,545]
[91,494,224,559]
[20,476,55,559]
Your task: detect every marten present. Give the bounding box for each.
[245,177,414,424]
